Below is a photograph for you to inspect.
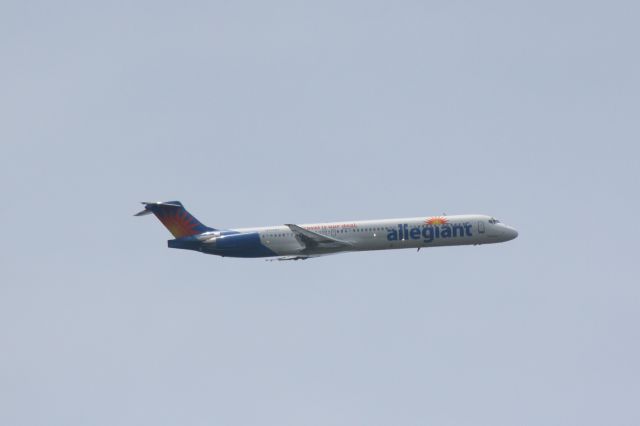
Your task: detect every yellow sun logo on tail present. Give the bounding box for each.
[426,216,448,225]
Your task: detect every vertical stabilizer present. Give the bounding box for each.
[135,201,215,237]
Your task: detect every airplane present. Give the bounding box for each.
[135,201,518,260]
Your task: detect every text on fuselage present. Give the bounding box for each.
[387,223,472,243]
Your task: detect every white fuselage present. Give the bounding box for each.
[232,214,518,257]
[138,201,518,259]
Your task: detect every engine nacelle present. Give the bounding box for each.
[200,232,275,258]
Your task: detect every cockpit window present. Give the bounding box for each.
[488,218,501,224]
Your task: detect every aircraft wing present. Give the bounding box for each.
[285,224,353,250]
[267,253,339,261]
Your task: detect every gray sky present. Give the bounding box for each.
[1,1,639,425]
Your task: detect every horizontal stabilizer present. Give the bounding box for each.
[134,201,215,237]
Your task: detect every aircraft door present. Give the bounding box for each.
[478,221,485,233]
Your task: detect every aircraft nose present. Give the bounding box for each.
[506,226,518,241]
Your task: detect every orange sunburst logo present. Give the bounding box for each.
[157,210,199,238]
[425,216,448,225]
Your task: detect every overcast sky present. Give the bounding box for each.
[1,1,639,425]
